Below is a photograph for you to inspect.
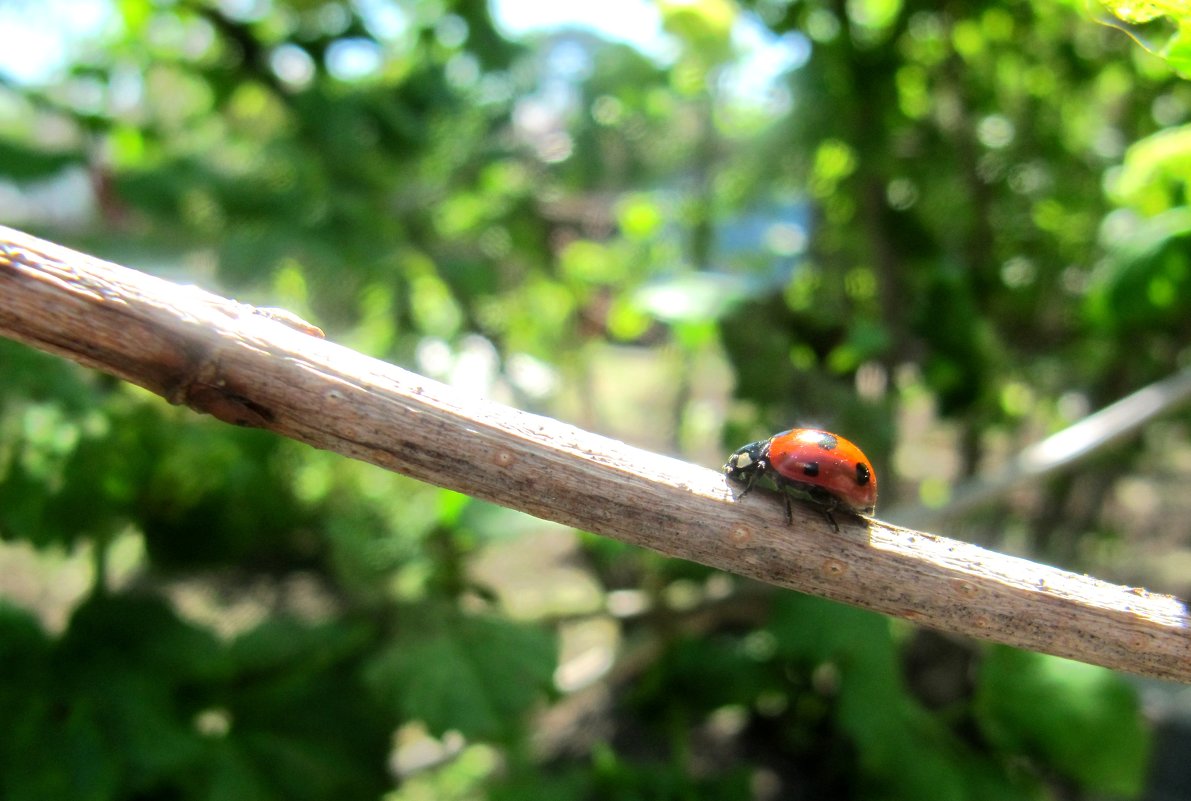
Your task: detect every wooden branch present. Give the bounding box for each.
[2,225,1189,682]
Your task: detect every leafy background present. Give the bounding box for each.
[1,0,1188,798]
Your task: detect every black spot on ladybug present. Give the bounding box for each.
[855,462,871,486]
[816,433,839,450]
[803,462,821,477]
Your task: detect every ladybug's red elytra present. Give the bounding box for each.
[724,428,877,530]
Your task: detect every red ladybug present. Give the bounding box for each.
[724,428,877,530]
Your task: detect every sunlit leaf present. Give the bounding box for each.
[975,647,1150,797]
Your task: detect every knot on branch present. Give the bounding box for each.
[167,355,275,428]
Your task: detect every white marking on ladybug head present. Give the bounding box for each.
[734,452,753,468]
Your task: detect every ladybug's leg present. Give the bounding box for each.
[804,486,841,532]
[771,477,797,525]
[736,472,757,498]
[735,458,768,499]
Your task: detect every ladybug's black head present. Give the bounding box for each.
[723,440,768,483]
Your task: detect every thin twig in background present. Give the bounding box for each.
[887,367,1191,528]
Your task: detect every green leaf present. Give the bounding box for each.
[1090,0,1191,77]
[0,139,82,180]
[229,617,371,676]
[0,596,224,801]
[0,604,60,801]
[59,597,223,787]
[366,607,557,741]
[61,594,225,683]
[222,617,393,800]
[0,600,49,668]
[974,646,1150,797]
[491,767,593,801]
[770,596,1036,801]
[630,632,770,716]
[1083,207,1191,336]
[1111,124,1191,213]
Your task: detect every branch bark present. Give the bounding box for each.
[1,225,1189,682]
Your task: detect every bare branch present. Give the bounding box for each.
[1,225,1189,682]
[888,367,1191,527]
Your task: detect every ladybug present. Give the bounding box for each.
[724,428,877,530]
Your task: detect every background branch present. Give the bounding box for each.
[887,366,1191,527]
[2,225,1188,682]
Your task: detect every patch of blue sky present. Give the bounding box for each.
[0,0,114,84]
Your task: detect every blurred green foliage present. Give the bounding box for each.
[0,0,1185,798]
